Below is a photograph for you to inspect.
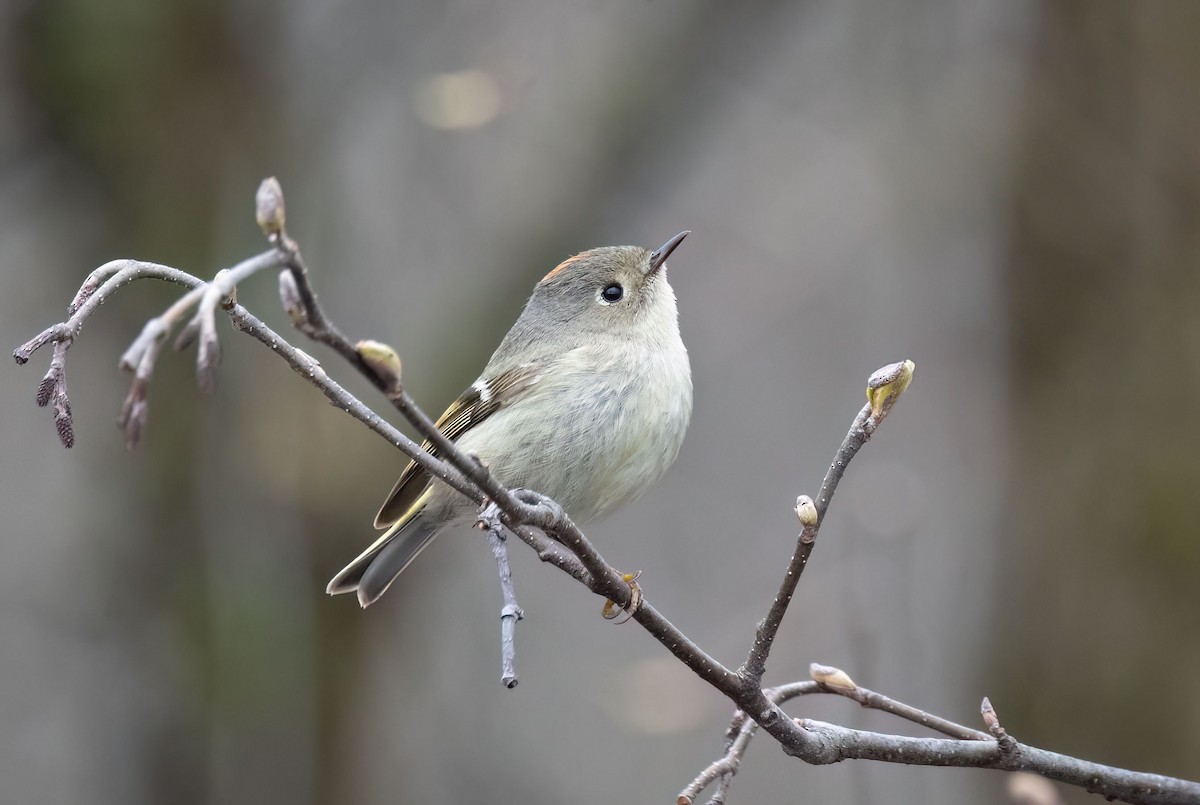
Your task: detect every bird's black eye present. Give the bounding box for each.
[601,283,624,303]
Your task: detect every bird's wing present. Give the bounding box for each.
[372,362,543,528]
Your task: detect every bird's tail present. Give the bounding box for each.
[326,490,440,608]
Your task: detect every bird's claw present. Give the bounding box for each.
[602,571,643,624]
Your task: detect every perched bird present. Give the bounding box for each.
[327,232,693,607]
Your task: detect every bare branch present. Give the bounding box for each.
[16,260,219,447]
[221,305,479,504]
[17,182,1197,805]
[16,260,202,369]
[810,663,987,741]
[791,718,1200,805]
[42,341,74,448]
[678,722,748,805]
[479,501,524,688]
[250,177,379,384]
[742,360,915,688]
[682,668,989,805]
[687,361,916,805]
[680,685,828,805]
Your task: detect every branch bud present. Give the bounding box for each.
[278,269,308,327]
[36,369,57,407]
[980,696,999,730]
[255,177,286,240]
[866,359,915,418]
[53,391,74,449]
[117,377,150,450]
[357,340,403,395]
[982,696,1019,756]
[809,662,856,690]
[795,495,818,527]
[196,338,221,394]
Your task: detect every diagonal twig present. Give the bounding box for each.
[685,362,915,803]
[741,360,915,687]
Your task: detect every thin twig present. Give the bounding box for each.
[254,177,395,393]
[741,361,914,687]
[221,306,478,503]
[825,683,987,741]
[117,250,288,445]
[791,718,1200,805]
[479,502,524,688]
[679,714,764,805]
[686,670,1200,805]
[16,260,227,447]
[681,667,989,805]
[740,496,817,685]
[386,387,542,527]
[692,362,914,803]
[809,664,987,741]
[350,343,593,587]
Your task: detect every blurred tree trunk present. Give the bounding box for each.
[998,1,1200,794]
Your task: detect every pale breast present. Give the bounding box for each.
[454,340,692,524]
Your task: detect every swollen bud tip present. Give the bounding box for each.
[981,696,1000,728]
[867,359,915,417]
[278,270,306,325]
[256,177,286,239]
[809,662,856,690]
[357,340,403,394]
[795,495,818,527]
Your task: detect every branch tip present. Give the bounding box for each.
[255,177,287,240]
[866,359,915,419]
[809,663,856,691]
[278,269,307,326]
[196,336,221,394]
[54,396,74,448]
[117,377,152,450]
[981,696,1019,756]
[14,324,69,365]
[981,696,998,729]
[795,495,818,527]
[356,340,403,395]
[36,370,57,407]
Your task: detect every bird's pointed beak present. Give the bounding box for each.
[648,230,690,274]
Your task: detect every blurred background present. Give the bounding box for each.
[2,1,1198,803]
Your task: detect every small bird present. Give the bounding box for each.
[327,233,694,608]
